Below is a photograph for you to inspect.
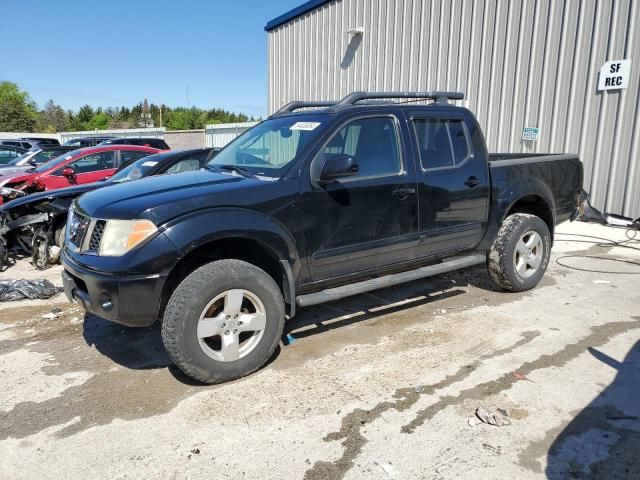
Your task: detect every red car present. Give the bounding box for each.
[0,145,161,203]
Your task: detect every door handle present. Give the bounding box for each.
[392,187,416,199]
[464,176,480,188]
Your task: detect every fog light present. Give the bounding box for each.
[99,293,113,311]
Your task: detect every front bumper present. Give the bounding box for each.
[62,253,167,327]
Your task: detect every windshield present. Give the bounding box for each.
[34,149,83,173]
[110,155,162,183]
[208,115,327,177]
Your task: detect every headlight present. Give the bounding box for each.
[99,219,158,256]
[0,187,26,199]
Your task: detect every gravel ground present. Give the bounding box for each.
[0,220,638,479]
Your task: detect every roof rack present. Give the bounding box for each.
[273,100,337,115]
[336,91,465,106]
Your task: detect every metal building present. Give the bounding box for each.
[266,0,640,218]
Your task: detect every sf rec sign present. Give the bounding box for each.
[598,59,631,91]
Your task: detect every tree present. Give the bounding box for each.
[163,108,189,130]
[88,112,110,130]
[0,82,253,132]
[70,104,95,130]
[38,99,68,132]
[0,81,38,132]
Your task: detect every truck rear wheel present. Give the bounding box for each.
[162,259,285,384]
[486,213,551,292]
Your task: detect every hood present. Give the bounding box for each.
[0,181,111,212]
[0,170,36,187]
[77,170,275,222]
[0,165,33,175]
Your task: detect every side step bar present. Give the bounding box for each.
[296,254,486,307]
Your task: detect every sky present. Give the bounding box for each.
[0,0,304,118]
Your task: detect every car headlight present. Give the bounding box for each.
[99,219,158,256]
[0,186,26,199]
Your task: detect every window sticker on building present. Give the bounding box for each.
[598,59,631,91]
[522,127,540,141]
[290,122,321,131]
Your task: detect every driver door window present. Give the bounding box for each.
[316,117,401,179]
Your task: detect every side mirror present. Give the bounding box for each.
[62,167,76,179]
[319,154,358,184]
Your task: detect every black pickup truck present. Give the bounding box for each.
[61,91,583,383]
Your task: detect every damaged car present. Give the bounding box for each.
[0,148,218,269]
[0,144,161,205]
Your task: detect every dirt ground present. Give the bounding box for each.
[0,221,638,480]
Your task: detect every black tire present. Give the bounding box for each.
[162,259,285,384]
[486,213,551,292]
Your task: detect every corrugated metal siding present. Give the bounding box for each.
[205,122,258,147]
[268,0,640,218]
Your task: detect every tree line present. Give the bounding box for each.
[0,81,256,133]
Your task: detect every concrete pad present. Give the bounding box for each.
[0,220,638,479]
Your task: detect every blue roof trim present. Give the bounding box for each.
[265,0,333,31]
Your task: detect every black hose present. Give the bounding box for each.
[554,230,640,274]
[555,255,640,274]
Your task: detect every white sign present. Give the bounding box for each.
[598,59,631,90]
[522,127,540,141]
[290,121,321,131]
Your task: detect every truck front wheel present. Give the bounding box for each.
[162,259,285,384]
[486,213,551,292]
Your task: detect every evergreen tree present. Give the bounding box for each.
[0,82,253,132]
[38,99,68,132]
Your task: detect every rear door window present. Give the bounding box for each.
[412,119,471,170]
[447,120,471,164]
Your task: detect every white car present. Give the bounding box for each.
[0,146,77,175]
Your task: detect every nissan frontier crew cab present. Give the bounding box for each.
[61,91,583,384]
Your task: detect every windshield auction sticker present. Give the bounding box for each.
[290,122,321,131]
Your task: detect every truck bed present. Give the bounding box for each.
[488,153,583,225]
